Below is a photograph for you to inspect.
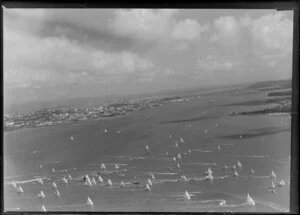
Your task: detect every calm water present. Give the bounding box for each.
[4,88,291,212]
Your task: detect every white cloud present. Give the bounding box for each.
[4,22,155,89]
[197,55,236,72]
[110,9,178,41]
[171,19,209,40]
[251,12,293,53]
[211,16,241,45]
[110,9,209,43]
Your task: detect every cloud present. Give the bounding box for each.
[197,55,237,72]
[110,9,178,41]
[211,16,241,45]
[171,19,209,40]
[4,20,155,89]
[110,9,209,44]
[251,12,293,54]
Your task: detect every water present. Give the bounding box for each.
[4,88,291,212]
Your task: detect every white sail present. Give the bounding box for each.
[270,170,276,179]
[278,179,285,187]
[41,205,47,212]
[206,168,213,175]
[175,142,178,148]
[169,134,172,139]
[145,184,151,191]
[107,179,112,186]
[87,197,94,206]
[219,200,226,207]
[62,178,68,184]
[37,178,44,185]
[245,193,255,207]
[176,163,180,169]
[115,164,119,169]
[16,185,24,193]
[71,136,74,141]
[92,177,97,185]
[68,174,72,180]
[180,137,184,143]
[52,167,55,173]
[98,175,103,183]
[204,129,208,134]
[120,180,125,188]
[188,149,192,154]
[12,181,17,189]
[181,175,188,182]
[184,191,191,200]
[55,189,60,197]
[101,163,106,169]
[177,153,181,160]
[52,182,57,189]
[104,129,107,133]
[147,178,152,186]
[237,161,242,168]
[145,145,149,150]
[38,190,46,199]
[233,170,239,177]
[223,165,228,170]
[217,145,221,151]
[270,181,275,189]
[249,168,255,175]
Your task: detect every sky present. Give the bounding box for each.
[3,8,294,107]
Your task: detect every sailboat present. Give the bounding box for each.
[145,145,150,154]
[270,181,276,189]
[249,168,255,175]
[38,190,46,200]
[244,193,255,207]
[184,191,191,200]
[169,134,172,139]
[98,175,103,183]
[52,167,55,173]
[37,178,44,185]
[223,165,228,170]
[115,164,120,169]
[175,142,179,148]
[219,200,227,207]
[120,180,125,188]
[176,163,180,169]
[270,170,276,179]
[180,137,184,144]
[107,179,112,186]
[237,161,242,169]
[16,185,24,193]
[12,181,17,189]
[68,174,72,180]
[144,183,151,191]
[52,182,57,189]
[150,173,155,181]
[41,205,47,212]
[55,189,60,197]
[101,163,106,169]
[62,177,68,184]
[104,129,108,133]
[188,149,192,154]
[205,172,213,181]
[233,170,239,177]
[71,136,74,141]
[181,175,188,182]
[92,177,97,185]
[147,178,152,186]
[217,145,221,151]
[87,197,94,206]
[277,179,285,187]
[177,153,182,160]
[204,129,208,134]
[206,168,213,175]
[84,175,93,186]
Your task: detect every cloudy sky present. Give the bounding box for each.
[4,8,293,106]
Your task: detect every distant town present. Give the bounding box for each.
[4,96,188,131]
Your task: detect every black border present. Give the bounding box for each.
[1,1,299,214]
